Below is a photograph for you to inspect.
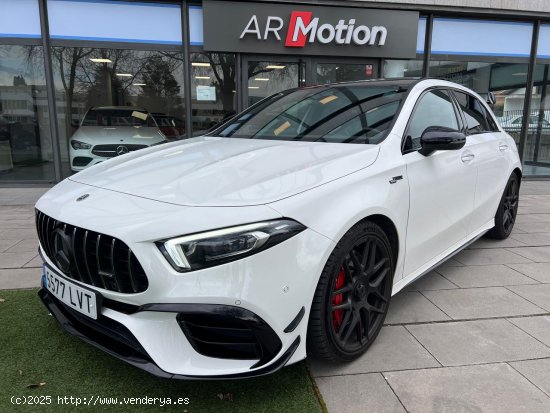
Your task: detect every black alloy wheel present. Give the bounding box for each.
[308,221,394,361]
[487,173,520,239]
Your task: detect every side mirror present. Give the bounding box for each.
[70,119,80,128]
[419,127,466,156]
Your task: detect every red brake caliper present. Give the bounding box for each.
[332,266,346,331]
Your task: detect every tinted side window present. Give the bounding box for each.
[453,91,494,134]
[406,90,459,151]
[483,106,499,131]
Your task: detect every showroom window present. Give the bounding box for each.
[52,47,186,175]
[525,63,550,175]
[523,25,550,175]
[0,46,55,182]
[190,52,237,135]
[427,18,533,157]
[382,60,424,78]
[0,0,55,182]
[46,0,186,176]
[316,62,378,84]
[383,16,426,78]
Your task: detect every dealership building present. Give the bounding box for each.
[2,0,550,184]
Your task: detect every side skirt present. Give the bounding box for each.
[392,220,494,295]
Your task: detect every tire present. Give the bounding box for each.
[307,221,395,362]
[486,173,520,240]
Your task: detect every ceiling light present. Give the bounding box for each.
[512,72,527,76]
[248,86,260,89]
[90,58,112,63]
[255,78,269,81]
[192,62,210,67]
[133,83,146,86]
[195,76,210,80]
[266,65,286,69]
[116,73,133,77]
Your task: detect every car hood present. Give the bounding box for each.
[72,126,166,144]
[69,136,380,207]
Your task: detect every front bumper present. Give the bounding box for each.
[39,288,301,379]
[35,181,336,377]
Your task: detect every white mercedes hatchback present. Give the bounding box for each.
[36,79,521,379]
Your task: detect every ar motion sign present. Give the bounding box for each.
[240,11,388,47]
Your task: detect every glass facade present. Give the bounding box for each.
[190,52,236,135]
[0,45,54,182]
[316,63,377,84]
[246,60,302,106]
[524,63,550,175]
[1,1,550,182]
[382,59,424,78]
[51,47,185,175]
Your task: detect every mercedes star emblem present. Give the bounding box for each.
[52,227,73,274]
[116,145,130,156]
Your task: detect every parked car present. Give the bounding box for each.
[497,114,550,132]
[69,106,167,172]
[36,79,521,379]
[151,113,185,141]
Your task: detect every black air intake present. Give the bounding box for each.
[176,305,282,367]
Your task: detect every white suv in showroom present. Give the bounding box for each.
[69,106,166,172]
[36,79,521,379]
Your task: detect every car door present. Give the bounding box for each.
[402,88,477,277]
[451,90,511,232]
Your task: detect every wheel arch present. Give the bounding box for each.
[355,214,399,269]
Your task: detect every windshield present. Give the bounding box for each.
[211,84,407,144]
[82,108,156,127]
[155,117,175,127]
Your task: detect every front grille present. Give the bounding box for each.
[176,306,282,366]
[36,210,148,293]
[92,144,147,158]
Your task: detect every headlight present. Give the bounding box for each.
[71,140,91,150]
[158,219,306,272]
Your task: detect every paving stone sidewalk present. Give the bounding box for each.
[1,184,550,412]
[311,181,550,413]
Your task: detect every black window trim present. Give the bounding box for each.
[401,86,464,155]
[448,88,499,136]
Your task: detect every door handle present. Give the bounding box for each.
[499,143,509,152]
[461,152,475,163]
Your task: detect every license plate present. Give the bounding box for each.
[44,266,98,319]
